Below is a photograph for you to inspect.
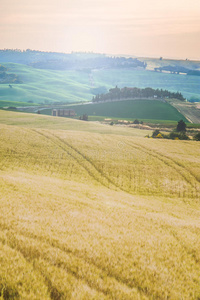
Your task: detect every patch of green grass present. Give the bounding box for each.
[39,111,181,126]
[0,100,38,108]
[88,115,182,125]
[63,100,188,122]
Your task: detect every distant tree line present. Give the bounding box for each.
[30,56,146,70]
[0,49,146,70]
[92,86,185,102]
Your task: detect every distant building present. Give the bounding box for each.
[52,109,76,117]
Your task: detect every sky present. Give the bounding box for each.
[1,0,200,59]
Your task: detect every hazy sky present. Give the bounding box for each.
[1,0,200,59]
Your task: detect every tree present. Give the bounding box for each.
[176,120,186,132]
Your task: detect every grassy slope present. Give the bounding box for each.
[0,100,38,108]
[0,110,200,299]
[0,63,92,104]
[0,63,200,106]
[54,100,188,122]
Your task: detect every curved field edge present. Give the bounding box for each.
[42,100,188,122]
[0,111,200,299]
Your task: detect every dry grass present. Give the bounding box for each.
[0,110,200,299]
[168,99,200,124]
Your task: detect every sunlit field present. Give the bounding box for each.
[0,110,200,299]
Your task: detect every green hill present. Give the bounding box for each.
[0,62,200,106]
[43,99,188,122]
[0,63,92,104]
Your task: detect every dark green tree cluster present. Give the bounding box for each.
[92,86,184,102]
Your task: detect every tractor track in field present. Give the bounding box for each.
[31,129,199,198]
[30,129,123,193]
[125,140,200,195]
[0,225,149,300]
[1,210,200,300]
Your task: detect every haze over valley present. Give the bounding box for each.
[0,0,200,299]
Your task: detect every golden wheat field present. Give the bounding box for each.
[0,110,200,299]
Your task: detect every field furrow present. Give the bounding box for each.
[126,140,200,198]
[132,140,200,184]
[0,229,146,300]
[31,129,122,191]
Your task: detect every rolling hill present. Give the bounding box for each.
[0,61,200,106]
[0,63,92,104]
[0,110,200,299]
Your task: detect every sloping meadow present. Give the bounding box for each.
[0,111,200,299]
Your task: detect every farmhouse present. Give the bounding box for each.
[52,109,75,117]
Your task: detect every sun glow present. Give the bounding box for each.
[1,0,200,58]
[64,26,108,53]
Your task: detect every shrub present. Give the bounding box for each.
[79,114,88,121]
[193,132,200,141]
[156,133,163,138]
[152,129,160,138]
[151,130,189,140]
[169,131,189,140]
